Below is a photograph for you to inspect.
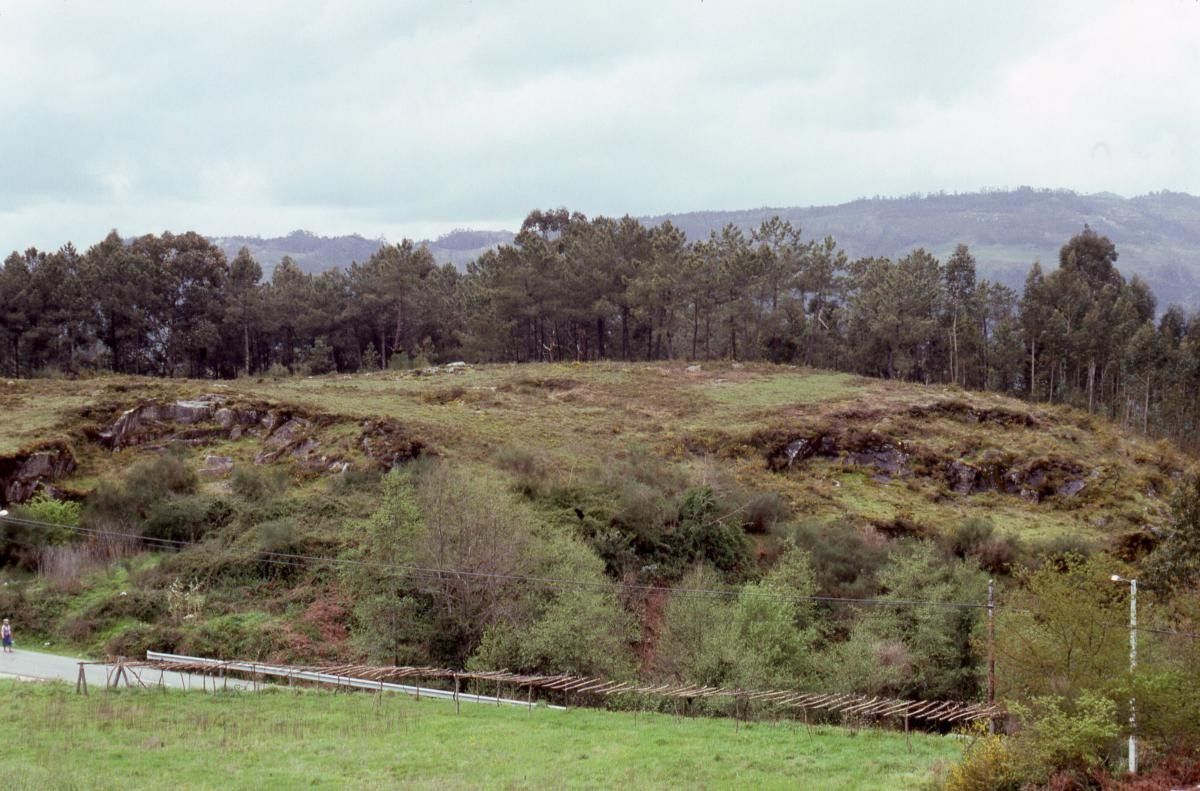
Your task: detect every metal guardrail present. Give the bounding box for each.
[145,651,562,709]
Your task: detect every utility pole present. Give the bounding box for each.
[1111,574,1138,774]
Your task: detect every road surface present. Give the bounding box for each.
[0,648,254,691]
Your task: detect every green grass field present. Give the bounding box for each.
[0,681,959,790]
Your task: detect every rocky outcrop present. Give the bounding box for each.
[360,420,429,468]
[0,441,76,505]
[101,397,231,449]
[88,397,430,477]
[770,430,1089,503]
[771,431,912,479]
[199,455,234,479]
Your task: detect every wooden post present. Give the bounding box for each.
[453,674,460,715]
[527,684,533,713]
[76,664,88,696]
[496,680,501,706]
[904,710,911,753]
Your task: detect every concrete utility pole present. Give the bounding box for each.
[1111,574,1138,775]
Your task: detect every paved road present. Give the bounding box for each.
[0,648,254,691]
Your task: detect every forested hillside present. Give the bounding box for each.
[648,189,1200,308]
[5,213,1200,449]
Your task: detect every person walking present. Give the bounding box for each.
[1,619,12,653]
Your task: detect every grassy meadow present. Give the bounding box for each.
[0,681,960,790]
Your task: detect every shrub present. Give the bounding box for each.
[304,336,336,375]
[1009,694,1119,784]
[676,487,750,577]
[944,726,1020,791]
[613,480,675,535]
[14,494,80,526]
[2,494,80,567]
[231,465,286,502]
[740,491,791,533]
[126,451,198,499]
[104,623,183,657]
[944,518,1020,575]
[493,445,550,498]
[1025,533,1093,569]
[141,496,235,543]
[783,518,890,600]
[360,344,381,372]
[256,519,302,554]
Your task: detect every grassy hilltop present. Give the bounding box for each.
[2,361,1185,546]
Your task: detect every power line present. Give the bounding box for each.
[0,513,990,610]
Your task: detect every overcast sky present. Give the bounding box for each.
[2,0,1198,250]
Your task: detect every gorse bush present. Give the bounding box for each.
[493,445,551,498]
[85,451,199,532]
[231,465,286,502]
[739,491,791,534]
[944,518,1019,575]
[141,496,235,543]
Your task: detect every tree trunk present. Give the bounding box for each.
[691,302,700,360]
[243,323,251,375]
[1029,342,1037,400]
[950,312,959,385]
[1087,359,1097,413]
[1144,372,1152,434]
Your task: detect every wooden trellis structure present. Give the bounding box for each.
[79,652,1004,727]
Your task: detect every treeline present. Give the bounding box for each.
[3,212,1200,443]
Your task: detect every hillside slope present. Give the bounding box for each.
[2,364,1187,548]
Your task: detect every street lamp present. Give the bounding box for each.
[1111,574,1137,774]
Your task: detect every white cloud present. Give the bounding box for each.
[1,0,1197,250]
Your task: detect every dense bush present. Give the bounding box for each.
[0,494,80,566]
[83,451,198,532]
[231,465,286,502]
[493,445,550,498]
[783,518,891,600]
[944,518,1020,575]
[739,491,791,534]
[141,496,235,543]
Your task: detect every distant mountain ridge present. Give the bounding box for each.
[213,188,1200,309]
[210,228,515,275]
[646,188,1200,309]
